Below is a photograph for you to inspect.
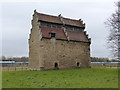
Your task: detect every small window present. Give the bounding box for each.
[50,33,56,38]
[47,24,51,27]
[52,24,57,28]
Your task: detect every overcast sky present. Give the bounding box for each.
[0,0,118,58]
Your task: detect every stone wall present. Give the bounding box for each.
[28,11,42,70]
[29,38,91,70]
[28,11,91,70]
[38,38,90,70]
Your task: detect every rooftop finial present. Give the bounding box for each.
[34,9,37,13]
[58,14,62,17]
[79,19,81,21]
[83,23,86,26]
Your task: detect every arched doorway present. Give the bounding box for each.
[77,62,80,67]
[54,62,59,70]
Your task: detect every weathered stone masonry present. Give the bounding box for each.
[28,10,91,70]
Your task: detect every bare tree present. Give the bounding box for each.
[105,1,120,60]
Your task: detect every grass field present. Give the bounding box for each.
[2,67,119,88]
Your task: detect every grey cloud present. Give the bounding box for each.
[1,1,116,58]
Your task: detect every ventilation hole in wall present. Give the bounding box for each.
[63,55,65,57]
[40,45,43,47]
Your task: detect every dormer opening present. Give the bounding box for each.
[50,33,56,39]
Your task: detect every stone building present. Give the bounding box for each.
[28,10,91,70]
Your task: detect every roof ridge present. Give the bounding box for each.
[36,11,85,27]
[37,12,81,22]
[63,17,79,21]
[37,12,59,18]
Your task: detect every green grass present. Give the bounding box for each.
[2,67,119,88]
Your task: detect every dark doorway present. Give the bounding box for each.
[77,62,80,67]
[54,62,59,70]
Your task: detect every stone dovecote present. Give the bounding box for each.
[28,10,91,70]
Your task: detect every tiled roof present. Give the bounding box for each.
[67,30,88,42]
[62,18,84,27]
[36,12,90,42]
[37,12,85,27]
[41,27,67,40]
[37,13,62,24]
[41,26,89,42]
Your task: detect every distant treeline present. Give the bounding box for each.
[1,56,28,62]
[91,57,119,62]
[1,56,119,62]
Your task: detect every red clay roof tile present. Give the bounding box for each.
[37,12,89,42]
[41,26,88,42]
[41,27,67,40]
[37,12,85,27]
[67,30,88,42]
